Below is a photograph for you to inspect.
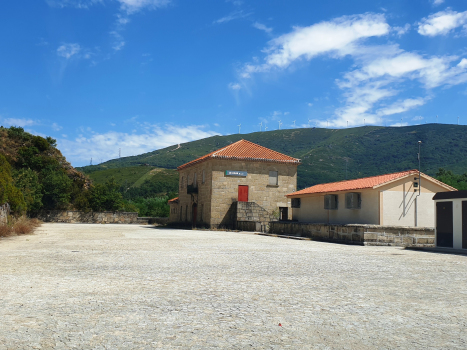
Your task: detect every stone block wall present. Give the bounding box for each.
[37,211,139,224]
[269,222,435,247]
[210,159,297,227]
[0,203,10,225]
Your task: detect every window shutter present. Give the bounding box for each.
[269,171,278,185]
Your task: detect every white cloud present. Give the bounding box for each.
[432,0,445,6]
[213,10,251,24]
[252,22,272,34]
[418,9,467,36]
[377,98,427,116]
[58,124,219,166]
[0,118,36,128]
[228,82,242,90]
[46,0,103,9]
[52,123,63,131]
[241,13,389,77]
[117,0,171,14]
[393,24,411,35]
[57,43,81,59]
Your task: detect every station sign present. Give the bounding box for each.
[225,170,247,177]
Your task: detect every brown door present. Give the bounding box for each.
[279,207,288,221]
[463,201,467,249]
[436,202,453,248]
[238,185,248,202]
[192,204,197,227]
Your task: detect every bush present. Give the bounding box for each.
[89,177,124,212]
[130,196,170,217]
[0,224,12,237]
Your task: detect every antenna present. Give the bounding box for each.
[238,124,241,134]
[259,122,262,132]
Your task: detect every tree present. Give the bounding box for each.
[0,154,26,214]
[13,168,43,213]
[41,167,73,210]
[89,177,123,212]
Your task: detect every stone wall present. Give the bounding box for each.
[210,159,297,227]
[137,217,169,225]
[0,203,10,225]
[37,211,139,224]
[269,222,435,247]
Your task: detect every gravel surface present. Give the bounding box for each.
[0,223,466,349]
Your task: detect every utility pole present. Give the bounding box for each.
[345,158,348,180]
[415,141,422,227]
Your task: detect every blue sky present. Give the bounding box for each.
[1,0,467,166]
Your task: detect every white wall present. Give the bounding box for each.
[382,191,434,227]
[292,189,380,225]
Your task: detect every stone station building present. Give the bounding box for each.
[168,140,300,229]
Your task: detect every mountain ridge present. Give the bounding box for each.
[79,124,467,190]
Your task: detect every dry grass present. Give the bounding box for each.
[0,217,41,237]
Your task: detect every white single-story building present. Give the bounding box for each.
[287,170,456,227]
[433,190,467,249]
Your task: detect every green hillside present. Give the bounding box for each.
[81,165,179,200]
[79,124,467,190]
[82,166,154,187]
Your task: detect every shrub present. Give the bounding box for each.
[0,224,12,237]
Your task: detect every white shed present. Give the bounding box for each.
[433,191,467,249]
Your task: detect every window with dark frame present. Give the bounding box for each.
[291,198,301,208]
[345,192,361,209]
[324,194,338,210]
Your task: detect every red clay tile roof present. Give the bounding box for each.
[177,139,300,170]
[168,197,179,204]
[287,170,456,197]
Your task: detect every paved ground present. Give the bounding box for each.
[1,224,467,349]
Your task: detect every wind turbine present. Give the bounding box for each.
[278,120,282,130]
[265,126,268,131]
[259,122,262,131]
[238,124,241,134]
[293,120,296,128]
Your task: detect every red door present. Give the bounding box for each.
[238,185,249,202]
